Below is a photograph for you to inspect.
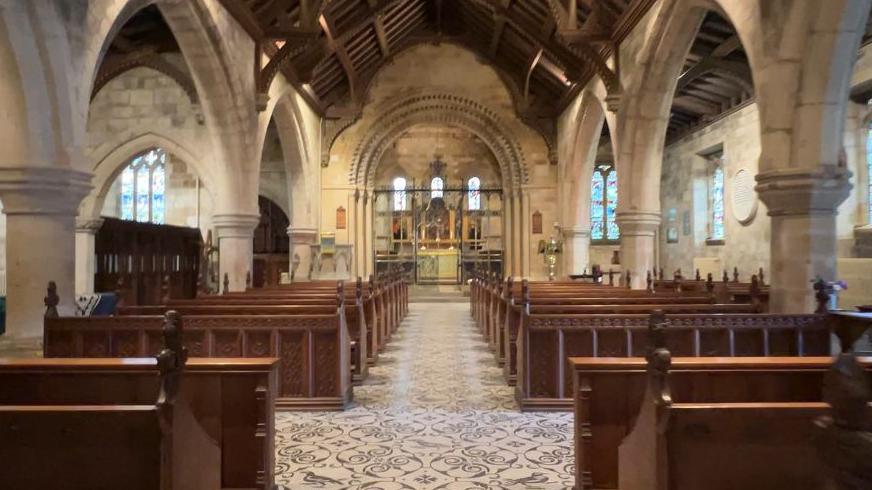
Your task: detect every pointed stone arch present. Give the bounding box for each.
[81,131,211,220]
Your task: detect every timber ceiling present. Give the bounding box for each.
[667,11,753,143]
[218,0,655,118]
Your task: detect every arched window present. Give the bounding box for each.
[467,177,481,210]
[590,163,619,242]
[430,176,444,199]
[392,177,407,211]
[119,148,166,224]
[708,152,726,241]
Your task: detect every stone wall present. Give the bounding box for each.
[658,102,770,278]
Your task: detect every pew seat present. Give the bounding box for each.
[0,357,277,489]
[568,356,868,489]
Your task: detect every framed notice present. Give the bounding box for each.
[336,206,347,230]
[532,211,543,234]
[667,227,679,244]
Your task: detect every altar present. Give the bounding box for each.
[416,248,459,283]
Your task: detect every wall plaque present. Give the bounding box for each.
[336,206,347,230]
[532,211,543,234]
[731,168,757,224]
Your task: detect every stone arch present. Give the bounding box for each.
[85,0,259,213]
[615,0,707,216]
[257,78,318,229]
[91,54,199,104]
[81,131,212,220]
[0,2,83,169]
[563,84,617,233]
[351,94,528,190]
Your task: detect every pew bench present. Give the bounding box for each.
[517,312,828,411]
[0,357,277,489]
[44,313,351,411]
[568,356,868,489]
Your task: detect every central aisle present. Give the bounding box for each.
[276,302,574,489]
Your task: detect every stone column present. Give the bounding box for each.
[521,189,532,277]
[213,213,259,291]
[756,168,851,313]
[287,226,318,281]
[0,167,91,341]
[502,191,513,277]
[512,191,523,276]
[353,189,364,277]
[616,212,661,289]
[563,226,591,276]
[364,191,374,276]
[75,217,104,295]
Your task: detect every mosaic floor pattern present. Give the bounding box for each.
[275,302,575,489]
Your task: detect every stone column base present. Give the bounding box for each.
[214,213,260,291]
[616,212,661,289]
[288,226,318,281]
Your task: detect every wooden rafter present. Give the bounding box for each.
[368,0,392,57]
[319,11,360,104]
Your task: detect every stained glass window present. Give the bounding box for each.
[430,177,444,199]
[117,148,166,224]
[867,121,872,222]
[392,177,407,211]
[590,163,619,242]
[709,154,725,241]
[468,177,481,211]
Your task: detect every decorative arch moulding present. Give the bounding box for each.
[345,93,531,190]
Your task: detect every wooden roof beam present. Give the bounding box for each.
[489,0,512,57]
[523,47,544,102]
[367,0,392,58]
[319,12,360,104]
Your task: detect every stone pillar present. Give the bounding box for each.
[287,226,318,281]
[563,226,591,276]
[75,218,104,295]
[756,168,851,313]
[512,192,523,276]
[353,189,364,277]
[502,192,513,277]
[213,214,259,291]
[521,189,532,277]
[616,212,661,289]
[364,191,374,276]
[0,167,91,341]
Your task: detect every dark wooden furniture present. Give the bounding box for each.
[519,312,828,411]
[0,324,216,490]
[568,356,856,489]
[0,357,277,489]
[252,196,290,288]
[44,312,350,411]
[95,217,201,305]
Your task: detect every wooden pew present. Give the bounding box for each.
[569,311,872,490]
[0,355,277,489]
[157,278,376,381]
[45,305,350,411]
[519,311,828,411]
[0,319,219,490]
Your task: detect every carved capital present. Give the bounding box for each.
[615,211,661,236]
[756,167,852,217]
[213,213,260,238]
[287,226,318,244]
[0,167,92,216]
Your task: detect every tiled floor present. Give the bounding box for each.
[275,302,575,489]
